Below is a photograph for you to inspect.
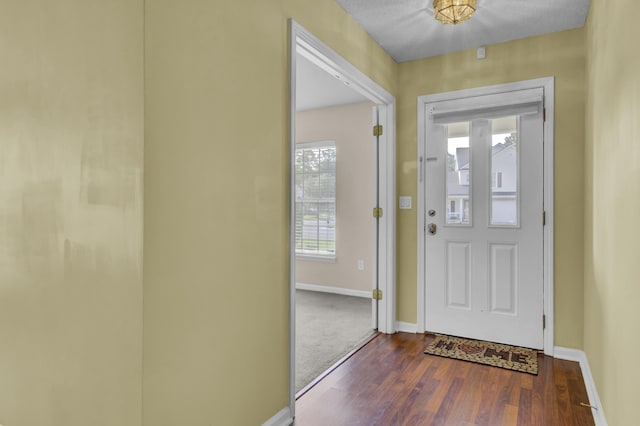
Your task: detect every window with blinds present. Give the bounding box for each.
[295,141,336,258]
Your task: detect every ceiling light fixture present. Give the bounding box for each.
[433,0,477,25]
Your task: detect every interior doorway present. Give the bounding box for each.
[294,65,377,394]
[289,20,396,416]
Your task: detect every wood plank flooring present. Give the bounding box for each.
[295,333,595,426]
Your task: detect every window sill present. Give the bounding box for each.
[295,254,337,263]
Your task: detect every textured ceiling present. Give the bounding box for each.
[336,0,591,62]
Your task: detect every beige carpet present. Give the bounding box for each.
[295,290,375,392]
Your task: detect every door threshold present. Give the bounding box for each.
[295,332,381,400]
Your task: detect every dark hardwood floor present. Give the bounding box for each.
[295,332,595,426]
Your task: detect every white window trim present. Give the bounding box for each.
[296,140,335,149]
[295,254,337,263]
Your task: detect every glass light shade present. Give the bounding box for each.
[433,0,477,25]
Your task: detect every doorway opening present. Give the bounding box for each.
[293,98,377,396]
[289,20,396,415]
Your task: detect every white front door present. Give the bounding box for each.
[424,88,544,349]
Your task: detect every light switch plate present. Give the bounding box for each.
[399,196,412,210]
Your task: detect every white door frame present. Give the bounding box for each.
[289,20,397,415]
[417,77,555,356]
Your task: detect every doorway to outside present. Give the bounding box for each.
[289,20,396,415]
[417,79,555,354]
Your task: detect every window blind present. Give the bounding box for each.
[429,88,543,124]
[294,141,336,257]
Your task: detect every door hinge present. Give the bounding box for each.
[373,207,383,219]
[543,314,546,329]
[373,124,383,137]
[372,289,383,300]
[543,107,546,122]
[542,211,546,226]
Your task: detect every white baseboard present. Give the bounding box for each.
[554,347,608,426]
[262,406,293,426]
[396,321,418,333]
[296,282,370,298]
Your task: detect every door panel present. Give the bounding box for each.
[446,241,471,309]
[489,243,518,315]
[424,89,544,349]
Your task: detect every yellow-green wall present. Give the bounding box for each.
[585,0,640,424]
[8,1,630,423]
[0,1,143,425]
[395,28,586,349]
[143,1,396,424]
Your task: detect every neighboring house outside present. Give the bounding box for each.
[446,147,470,224]
[447,138,518,226]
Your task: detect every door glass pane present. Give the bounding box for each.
[490,116,519,226]
[446,122,471,225]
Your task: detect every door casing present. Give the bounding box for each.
[417,77,555,355]
[289,20,397,417]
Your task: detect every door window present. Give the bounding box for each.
[490,116,519,226]
[445,122,471,225]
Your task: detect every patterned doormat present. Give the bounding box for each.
[424,335,538,375]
